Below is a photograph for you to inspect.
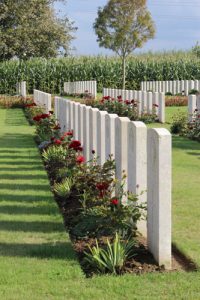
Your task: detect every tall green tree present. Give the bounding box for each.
[0,0,77,60]
[94,0,155,89]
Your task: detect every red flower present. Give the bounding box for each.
[60,136,65,141]
[125,100,131,105]
[96,182,109,191]
[33,115,41,122]
[40,113,50,119]
[111,198,119,206]
[64,131,73,136]
[103,96,111,100]
[51,136,55,141]
[117,95,122,100]
[69,140,81,151]
[54,139,62,145]
[76,155,85,164]
[77,146,83,151]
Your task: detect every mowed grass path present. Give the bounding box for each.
[1,108,200,300]
[0,109,84,300]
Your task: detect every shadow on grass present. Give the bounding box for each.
[0,173,48,180]
[0,133,35,149]
[0,242,76,260]
[0,194,52,203]
[5,109,28,126]
[0,166,45,172]
[0,220,64,233]
[0,204,57,216]
[0,183,51,191]
[172,135,200,151]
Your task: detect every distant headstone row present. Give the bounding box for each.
[33,89,51,113]
[64,81,97,99]
[141,80,200,96]
[55,96,172,270]
[103,88,165,123]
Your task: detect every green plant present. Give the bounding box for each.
[170,111,188,134]
[54,177,74,198]
[42,145,67,168]
[189,89,199,95]
[84,232,136,274]
[165,92,173,96]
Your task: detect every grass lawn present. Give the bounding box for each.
[0,107,200,300]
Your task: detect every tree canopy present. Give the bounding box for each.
[94,0,155,88]
[0,0,77,60]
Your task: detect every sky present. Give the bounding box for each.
[54,0,200,55]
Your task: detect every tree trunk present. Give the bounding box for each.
[122,55,126,90]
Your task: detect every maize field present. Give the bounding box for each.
[1,52,200,95]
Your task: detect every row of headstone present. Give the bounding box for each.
[141,80,200,96]
[16,81,26,98]
[188,94,200,122]
[55,96,172,269]
[103,88,165,123]
[33,90,52,113]
[64,81,97,99]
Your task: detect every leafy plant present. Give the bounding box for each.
[42,145,67,168]
[84,232,136,274]
[54,177,74,198]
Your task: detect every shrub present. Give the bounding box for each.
[170,111,188,134]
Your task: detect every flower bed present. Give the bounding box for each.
[165,96,188,107]
[71,95,159,124]
[24,103,172,276]
[0,95,26,108]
